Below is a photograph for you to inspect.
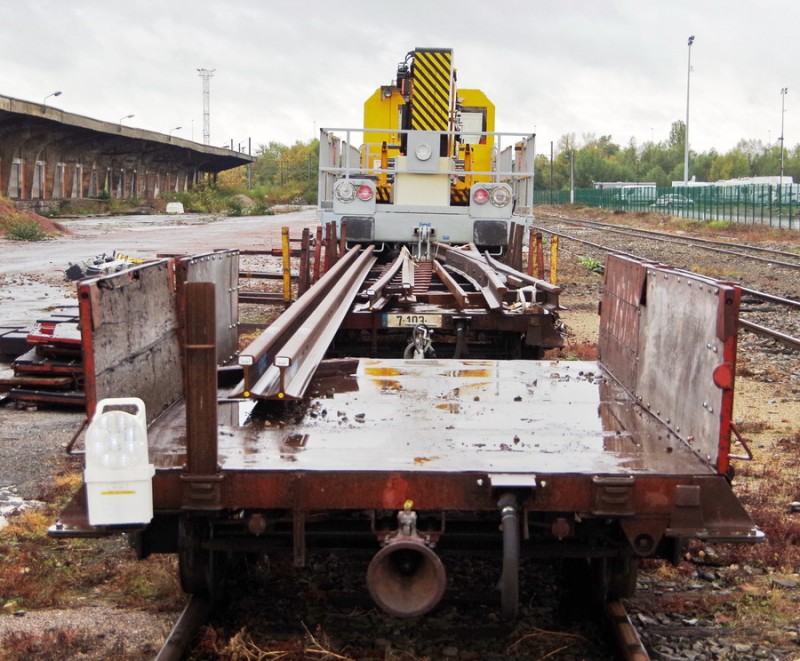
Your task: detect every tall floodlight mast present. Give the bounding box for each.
[197,68,215,145]
[780,87,788,197]
[683,35,695,188]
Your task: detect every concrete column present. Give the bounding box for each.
[0,149,10,198]
[21,158,36,199]
[7,159,23,198]
[53,162,65,198]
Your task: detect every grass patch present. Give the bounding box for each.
[577,256,604,273]
[100,556,183,611]
[707,220,733,229]
[0,470,182,614]
[717,430,800,571]
[2,628,101,660]
[2,215,49,241]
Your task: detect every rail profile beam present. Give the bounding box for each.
[431,259,469,310]
[242,246,376,400]
[483,252,562,311]
[366,246,415,311]
[434,243,506,310]
[238,246,371,396]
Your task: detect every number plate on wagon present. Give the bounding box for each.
[383,313,443,328]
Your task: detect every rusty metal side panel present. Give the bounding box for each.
[175,250,240,365]
[80,260,182,423]
[600,255,739,473]
[637,268,738,471]
[598,254,647,392]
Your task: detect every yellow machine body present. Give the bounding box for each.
[362,48,495,206]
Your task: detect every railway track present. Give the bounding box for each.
[153,580,652,660]
[533,211,800,351]
[537,210,800,270]
[155,596,211,661]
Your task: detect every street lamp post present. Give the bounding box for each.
[42,90,62,110]
[119,114,134,126]
[169,126,182,139]
[683,35,695,188]
[780,87,788,200]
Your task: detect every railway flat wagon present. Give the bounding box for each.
[51,249,762,618]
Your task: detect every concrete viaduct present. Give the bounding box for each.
[0,93,254,210]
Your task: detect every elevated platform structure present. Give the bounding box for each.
[0,94,254,205]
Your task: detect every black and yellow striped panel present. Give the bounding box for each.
[376,185,391,203]
[450,185,469,206]
[411,49,452,131]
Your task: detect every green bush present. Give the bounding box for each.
[577,256,604,273]
[251,200,274,215]
[4,216,48,241]
[227,198,244,217]
[707,220,733,229]
[163,183,230,213]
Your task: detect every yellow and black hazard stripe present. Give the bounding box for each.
[376,185,391,203]
[410,49,452,132]
[450,185,469,206]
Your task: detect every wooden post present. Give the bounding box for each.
[535,232,545,280]
[527,229,536,277]
[184,282,217,476]
[313,225,323,282]
[298,227,310,296]
[339,221,348,257]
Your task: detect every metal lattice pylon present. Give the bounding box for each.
[197,68,215,145]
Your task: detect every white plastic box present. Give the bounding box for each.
[84,398,155,526]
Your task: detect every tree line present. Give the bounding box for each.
[218,139,320,204]
[217,120,800,204]
[535,120,800,191]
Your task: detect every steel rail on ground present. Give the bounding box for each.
[739,319,800,350]
[606,600,651,661]
[155,596,211,661]
[536,211,800,270]
[531,223,800,351]
[364,246,415,311]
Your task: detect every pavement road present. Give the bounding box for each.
[0,208,319,326]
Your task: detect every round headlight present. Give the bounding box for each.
[414,143,432,161]
[472,187,489,204]
[334,180,356,202]
[490,186,512,207]
[357,184,374,201]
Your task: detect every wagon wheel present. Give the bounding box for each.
[178,514,220,597]
[606,555,639,599]
[591,554,640,604]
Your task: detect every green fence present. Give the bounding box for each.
[534,185,799,230]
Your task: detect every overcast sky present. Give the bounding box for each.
[3,0,797,155]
